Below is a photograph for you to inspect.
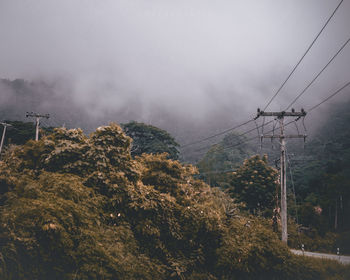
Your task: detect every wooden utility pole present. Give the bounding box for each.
[255,108,306,243]
[26,112,50,141]
[0,122,12,159]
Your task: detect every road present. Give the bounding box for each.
[291,249,350,265]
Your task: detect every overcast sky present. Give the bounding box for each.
[0,0,349,139]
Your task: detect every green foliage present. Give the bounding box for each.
[1,120,54,147]
[122,121,179,160]
[197,132,254,188]
[288,220,338,254]
[217,218,290,278]
[1,121,35,145]
[298,202,328,234]
[226,155,279,217]
[0,123,348,279]
[290,100,350,239]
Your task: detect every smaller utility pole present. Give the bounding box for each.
[255,108,306,243]
[26,112,50,141]
[0,122,12,159]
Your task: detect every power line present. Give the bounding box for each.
[194,168,237,177]
[191,116,307,158]
[49,116,66,128]
[194,121,284,157]
[187,120,274,155]
[40,118,51,128]
[286,148,303,246]
[206,81,350,155]
[263,0,344,111]
[286,150,299,224]
[182,0,344,151]
[181,119,254,148]
[187,120,286,158]
[308,81,350,112]
[286,36,350,110]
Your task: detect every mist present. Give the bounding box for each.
[0,0,350,144]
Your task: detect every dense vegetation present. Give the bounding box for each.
[0,120,54,146]
[195,100,350,255]
[197,132,254,187]
[0,123,348,279]
[287,101,350,253]
[226,155,279,218]
[122,121,179,160]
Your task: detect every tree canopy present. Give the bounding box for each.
[227,155,279,217]
[197,132,254,188]
[122,121,179,160]
[1,120,54,146]
[290,101,350,237]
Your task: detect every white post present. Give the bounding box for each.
[35,117,40,141]
[280,117,287,243]
[0,125,7,156]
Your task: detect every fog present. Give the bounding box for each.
[0,0,350,145]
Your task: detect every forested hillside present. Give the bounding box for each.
[290,100,350,251]
[0,78,242,148]
[0,79,87,129]
[194,100,350,254]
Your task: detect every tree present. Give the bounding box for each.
[1,120,35,145]
[122,121,179,160]
[1,120,54,146]
[0,123,232,279]
[227,155,279,217]
[197,132,254,188]
[291,100,350,233]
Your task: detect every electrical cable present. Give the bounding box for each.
[182,0,345,152]
[40,118,50,128]
[189,119,293,158]
[286,148,303,247]
[189,120,274,154]
[219,119,296,152]
[286,149,299,225]
[271,119,277,149]
[49,117,62,128]
[181,119,254,148]
[285,37,350,110]
[263,0,344,111]
[194,168,237,177]
[308,81,350,112]
[196,81,350,157]
[193,115,301,157]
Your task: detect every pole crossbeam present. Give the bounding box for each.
[256,109,307,243]
[256,109,306,118]
[26,112,50,119]
[262,135,306,139]
[0,122,13,127]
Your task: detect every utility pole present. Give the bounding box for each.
[255,108,306,243]
[26,112,50,141]
[0,122,12,159]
